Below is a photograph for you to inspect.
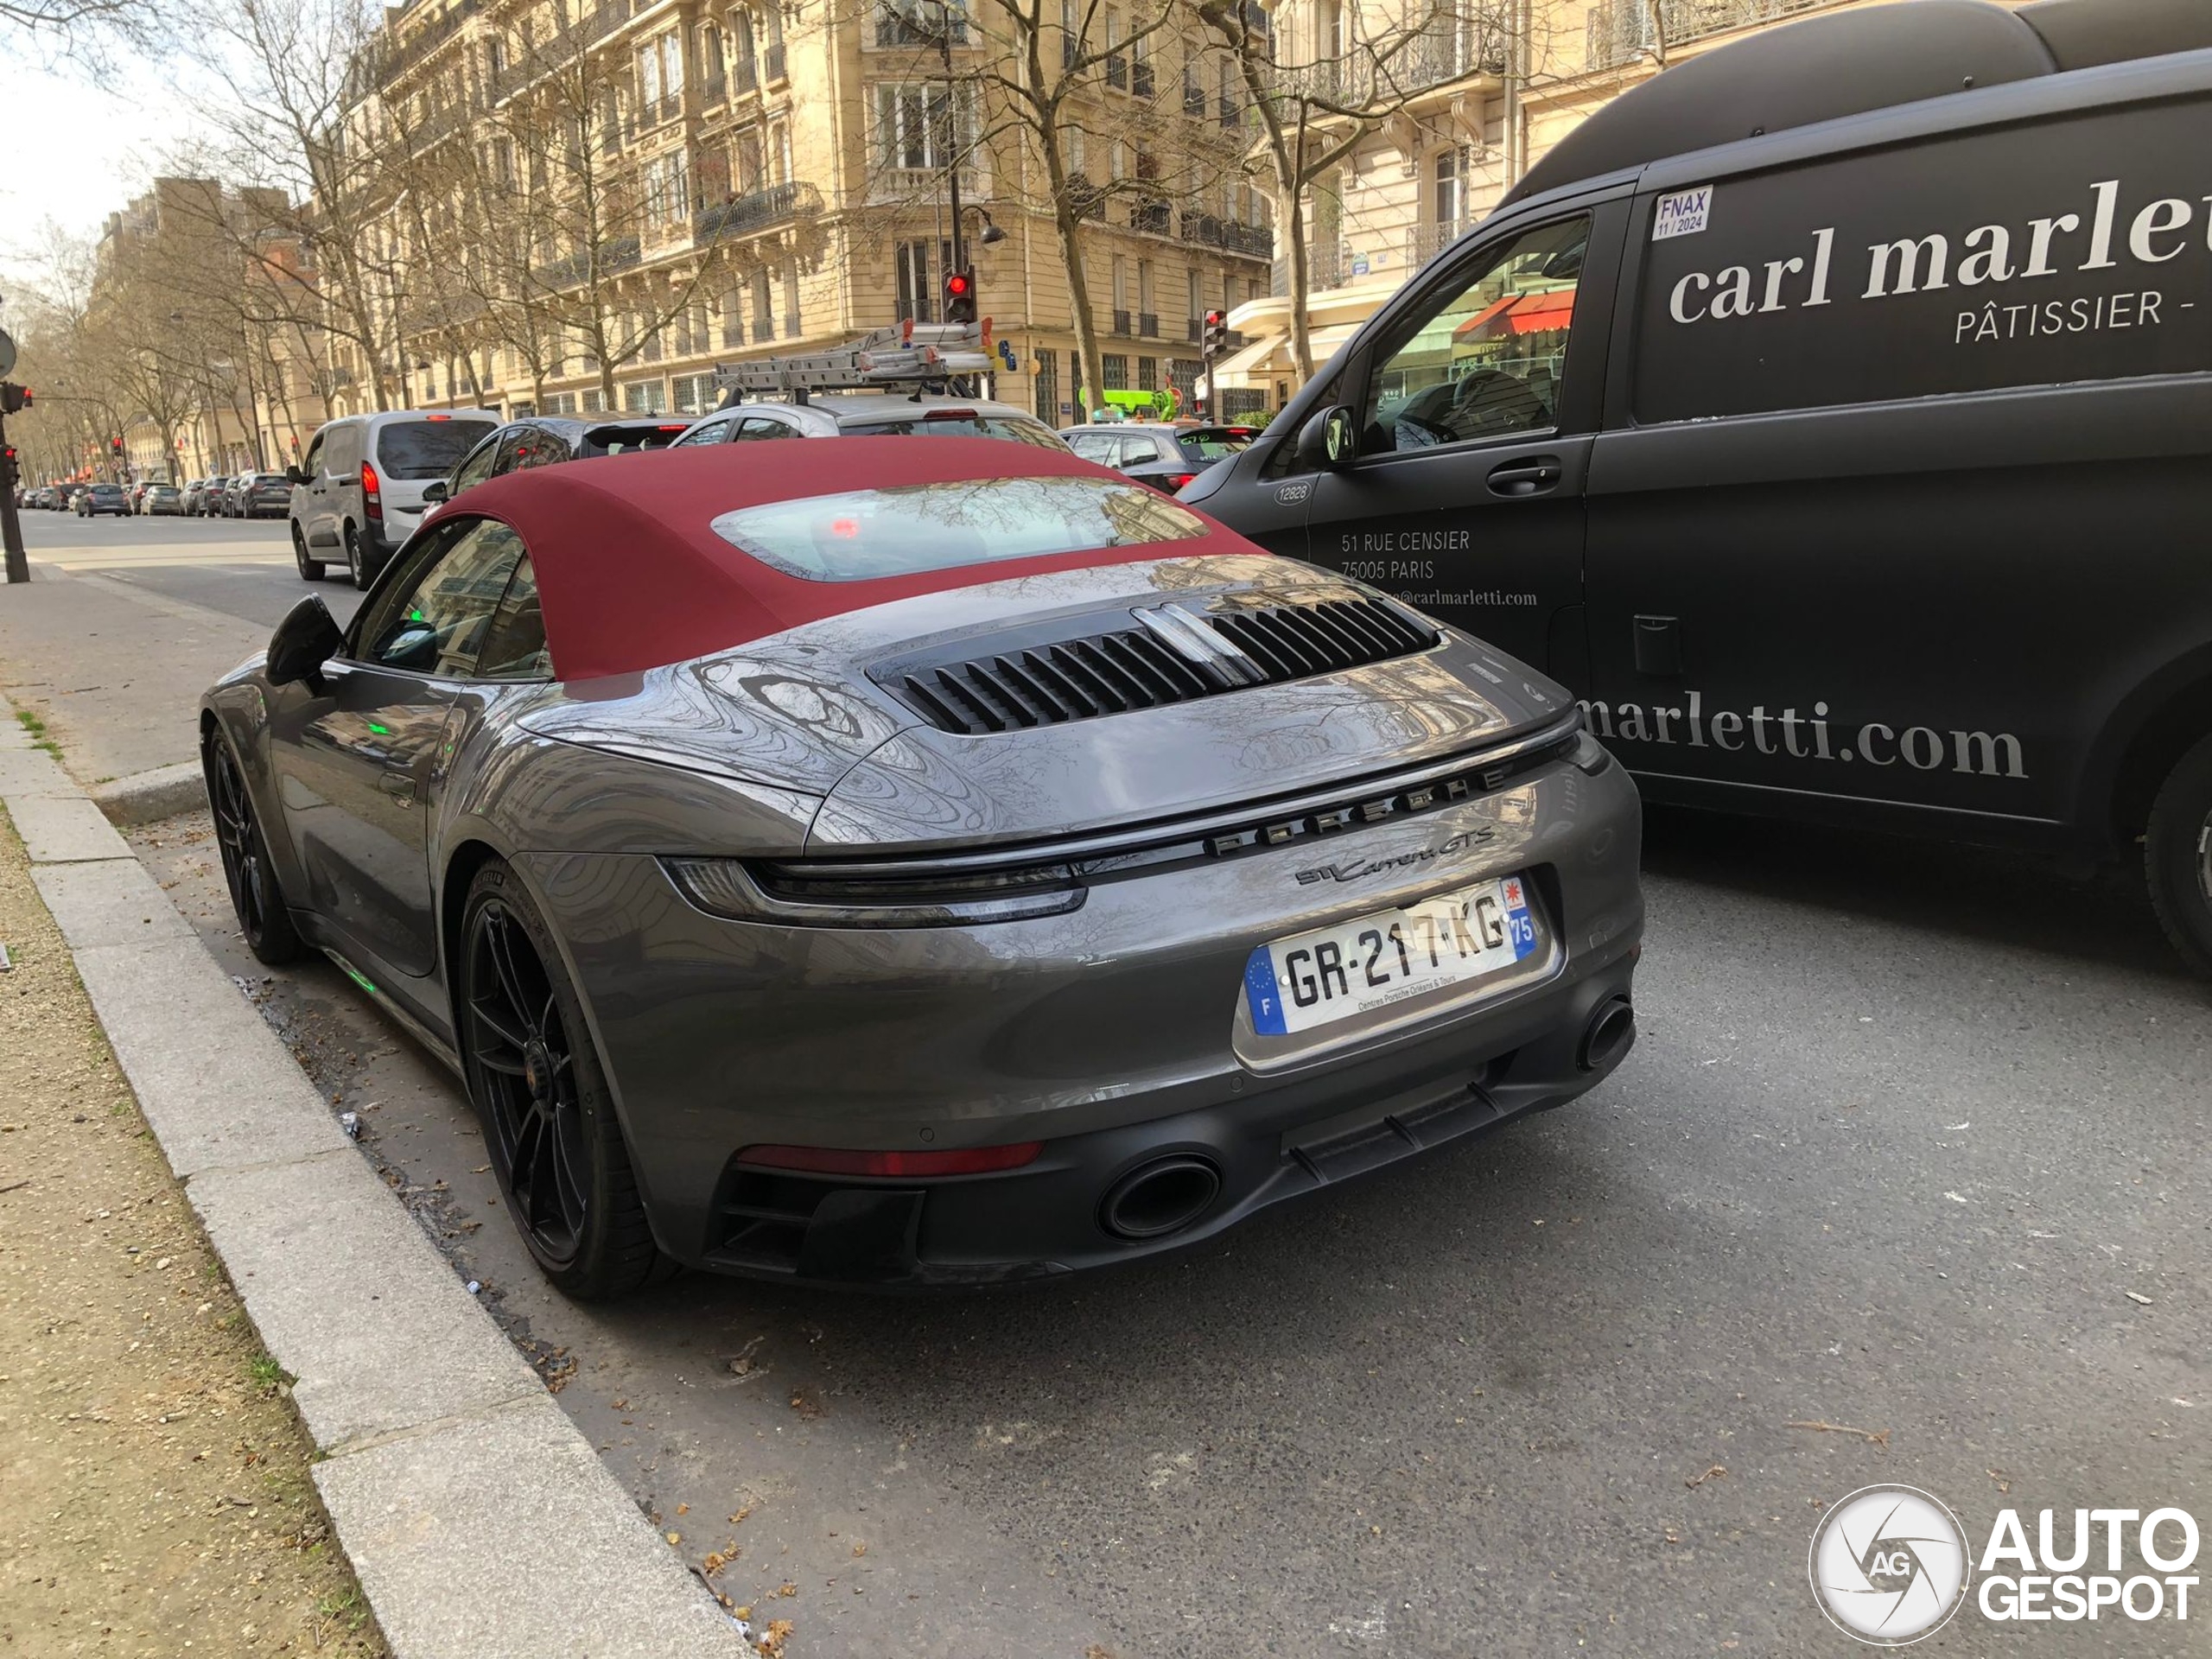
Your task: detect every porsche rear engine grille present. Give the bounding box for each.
[887,596,1438,735]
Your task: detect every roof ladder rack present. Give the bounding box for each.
[712,320,995,406]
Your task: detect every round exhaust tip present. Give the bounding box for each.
[1579,996,1636,1073]
[1099,1156,1222,1241]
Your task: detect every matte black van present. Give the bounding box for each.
[1187,0,2212,973]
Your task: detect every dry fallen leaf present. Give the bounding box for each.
[664,1531,682,1546]
[1685,1464,1727,1489]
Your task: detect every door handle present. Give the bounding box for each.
[1487,456,1563,498]
[1633,614,1683,677]
[379,770,416,807]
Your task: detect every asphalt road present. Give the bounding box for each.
[25,520,2212,1657]
[12,504,369,632]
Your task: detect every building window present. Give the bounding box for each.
[672,371,718,413]
[623,378,667,412]
[1103,353,1128,391]
[721,285,746,347]
[1137,355,1157,391]
[581,387,607,412]
[874,84,973,171]
[782,259,802,336]
[752,269,775,340]
[895,238,952,322]
[1034,347,1058,422]
[543,391,579,415]
[1433,146,1465,226]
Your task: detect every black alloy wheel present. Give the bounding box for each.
[205,734,302,966]
[2145,731,2212,978]
[458,861,665,1299]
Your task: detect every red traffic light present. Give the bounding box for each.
[945,272,971,297]
[1205,310,1224,325]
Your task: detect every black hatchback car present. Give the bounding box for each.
[429,415,691,505]
[1060,422,1259,493]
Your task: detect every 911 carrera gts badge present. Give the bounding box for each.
[1295,828,1492,884]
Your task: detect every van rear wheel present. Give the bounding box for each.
[2144,732,2212,979]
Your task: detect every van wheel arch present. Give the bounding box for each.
[2106,674,2212,846]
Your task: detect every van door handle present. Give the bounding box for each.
[1487,457,1563,498]
[1634,614,1683,677]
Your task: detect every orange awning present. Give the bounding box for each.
[1453,289,1575,341]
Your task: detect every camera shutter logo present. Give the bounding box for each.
[1808,1484,1972,1645]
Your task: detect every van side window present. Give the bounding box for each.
[1362,215,1587,454]
[1630,99,2212,421]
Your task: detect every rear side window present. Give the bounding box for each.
[1633,97,2212,423]
[674,417,734,445]
[710,474,1208,582]
[326,423,362,474]
[1178,428,1255,460]
[377,418,499,479]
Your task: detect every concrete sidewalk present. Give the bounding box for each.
[0,563,264,785]
[0,710,749,1658]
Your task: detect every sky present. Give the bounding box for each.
[0,48,207,298]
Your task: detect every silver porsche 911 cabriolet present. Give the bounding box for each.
[200,437,1643,1297]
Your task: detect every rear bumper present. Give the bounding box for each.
[521,745,1644,1285]
[694,945,1636,1286]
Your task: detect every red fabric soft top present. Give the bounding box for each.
[425,436,1267,681]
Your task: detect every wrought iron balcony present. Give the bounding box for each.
[1128,199,1172,234]
[1586,0,1848,68]
[1111,308,1132,335]
[1137,311,1160,338]
[1407,219,1469,269]
[1179,212,1272,260]
[694,180,823,244]
[1269,24,1507,105]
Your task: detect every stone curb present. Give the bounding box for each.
[0,710,747,1659]
[89,759,207,827]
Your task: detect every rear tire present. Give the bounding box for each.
[203,732,302,967]
[344,524,368,588]
[292,527,325,582]
[2144,732,2212,978]
[457,861,668,1300]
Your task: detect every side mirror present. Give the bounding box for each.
[422,480,449,505]
[267,594,343,694]
[1297,405,1360,470]
[285,465,307,485]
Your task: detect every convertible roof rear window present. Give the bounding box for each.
[709,474,1209,582]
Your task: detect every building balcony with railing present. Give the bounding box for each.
[1268,22,1507,109]
[1407,218,1470,270]
[1585,0,1851,70]
[1178,210,1271,260]
[694,179,823,245]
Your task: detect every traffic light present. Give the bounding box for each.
[1202,310,1228,359]
[0,446,17,488]
[111,435,124,456]
[943,266,977,327]
[0,384,29,415]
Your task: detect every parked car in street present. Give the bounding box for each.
[1190,0,2212,975]
[143,483,185,516]
[1061,421,1260,492]
[671,391,1067,449]
[236,473,293,519]
[202,437,1643,1298]
[74,482,130,517]
[219,471,259,517]
[426,414,693,508]
[288,410,499,587]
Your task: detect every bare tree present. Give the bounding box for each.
[1197,0,1518,378]
[855,0,1249,420]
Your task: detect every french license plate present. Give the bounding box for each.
[1243,876,1539,1037]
